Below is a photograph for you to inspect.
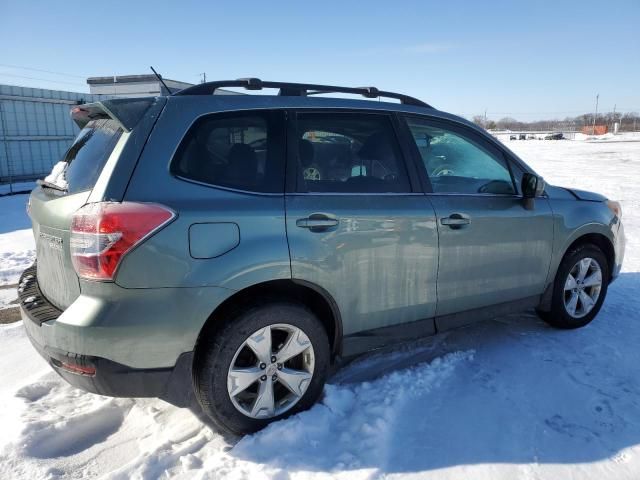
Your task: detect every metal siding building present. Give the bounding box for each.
[0,77,237,187]
[86,75,236,97]
[0,84,110,184]
[87,74,193,97]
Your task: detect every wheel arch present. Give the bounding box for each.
[195,279,343,360]
[563,232,615,281]
[540,230,615,311]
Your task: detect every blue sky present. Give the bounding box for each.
[1,0,638,120]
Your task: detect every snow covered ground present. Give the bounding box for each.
[0,139,639,479]
[494,131,640,143]
[0,194,35,314]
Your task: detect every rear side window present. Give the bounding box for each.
[171,110,285,193]
[46,119,123,194]
[294,113,410,193]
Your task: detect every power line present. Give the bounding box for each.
[0,63,87,79]
[0,71,86,87]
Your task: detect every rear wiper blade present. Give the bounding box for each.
[37,179,68,193]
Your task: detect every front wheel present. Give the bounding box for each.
[537,244,609,329]
[193,302,330,435]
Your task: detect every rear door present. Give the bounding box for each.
[285,111,439,341]
[29,118,126,309]
[402,115,554,322]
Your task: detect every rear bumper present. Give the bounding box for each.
[18,264,231,405]
[23,314,192,403]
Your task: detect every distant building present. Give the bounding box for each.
[1,74,238,186]
[581,125,608,135]
[0,83,108,185]
[87,74,191,97]
[87,74,237,97]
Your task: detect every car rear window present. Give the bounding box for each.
[45,118,124,194]
[171,110,285,193]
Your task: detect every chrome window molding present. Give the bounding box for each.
[172,174,284,197]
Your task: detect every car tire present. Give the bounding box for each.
[193,301,330,435]
[537,243,609,329]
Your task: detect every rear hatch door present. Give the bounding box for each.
[31,118,125,310]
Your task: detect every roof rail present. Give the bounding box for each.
[174,78,432,108]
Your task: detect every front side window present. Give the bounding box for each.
[295,113,410,193]
[405,117,515,195]
[171,110,284,193]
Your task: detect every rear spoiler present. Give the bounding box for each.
[71,97,159,132]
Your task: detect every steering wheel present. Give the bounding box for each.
[383,173,397,182]
[431,164,455,177]
[303,166,322,181]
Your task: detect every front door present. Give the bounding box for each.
[402,115,554,320]
[285,111,439,339]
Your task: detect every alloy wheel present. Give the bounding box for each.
[227,324,315,419]
[563,257,603,319]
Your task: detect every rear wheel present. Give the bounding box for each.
[537,244,609,329]
[194,302,330,435]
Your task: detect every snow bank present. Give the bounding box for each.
[573,132,640,142]
[0,194,35,287]
[0,193,34,324]
[0,320,474,480]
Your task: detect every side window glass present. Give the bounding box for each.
[295,113,411,193]
[171,111,284,193]
[405,117,515,195]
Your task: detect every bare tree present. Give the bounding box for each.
[472,111,640,132]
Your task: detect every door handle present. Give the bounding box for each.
[296,213,339,231]
[441,213,471,229]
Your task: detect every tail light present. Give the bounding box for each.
[70,202,175,280]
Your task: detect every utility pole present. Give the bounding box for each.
[591,93,599,135]
[200,72,207,84]
[484,109,487,129]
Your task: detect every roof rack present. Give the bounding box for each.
[174,78,432,108]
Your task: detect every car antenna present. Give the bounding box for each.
[150,66,172,95]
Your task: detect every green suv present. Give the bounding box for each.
[20,79,625,434]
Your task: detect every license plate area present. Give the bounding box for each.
[36,228,79,310]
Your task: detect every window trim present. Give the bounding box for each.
[286,109,417,195]
[394,113,434,194]
[169,109,287,195]
[401,114,530,197]
[171,174,286,197]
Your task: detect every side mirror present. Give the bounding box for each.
[522,173,545,198]
[522,173,545,210]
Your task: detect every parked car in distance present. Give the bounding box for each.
[510,135,517,140]
[545,132,565,140]
[20,79,625,435]
[519,133,527,140]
